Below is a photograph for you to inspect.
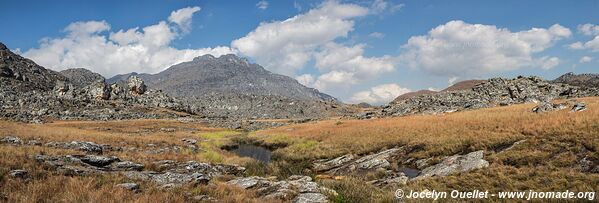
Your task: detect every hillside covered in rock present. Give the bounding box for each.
[361,76,599,118]
[0,42,189,123]
[109,54,355,128]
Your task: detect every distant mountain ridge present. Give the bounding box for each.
[552,72,599,89]
[393,80,486,102]
[108,54,337,102]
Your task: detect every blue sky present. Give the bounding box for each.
[1,0,598,104]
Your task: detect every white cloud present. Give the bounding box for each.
[313,70,357,91]
[64,21,111,37]
[24,7,233,77]
[231,1,369,76]
[569,36,599,52]
[314,43,394,76]
[350,83,411,104]
[448,77,458,85]
[538,56,560,70]
[256,1,269,10]
[295,74,314,86]
[167,6,201,33]
[368,32,385,39]
[370,0,404,14]
[569,24,599,52]
[580,56,593,63]
[578,24,599,36]
[568,42,585,50]
[399,21,571,77]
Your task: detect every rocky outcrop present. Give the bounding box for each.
[0,42,66,91]
[35,153,245,187]
[127,76,146,95]
[552,72,599,89]
[375,76,598,118]
[59,68,105,88]
[0,42,192,123]
[313,147,402,175]
[414,150,489,180]
[571,102,587,112]
[227,175,335,203]
[45,141,105,154]
[532,101,569,113]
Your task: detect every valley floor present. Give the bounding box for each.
[1,98,599,202]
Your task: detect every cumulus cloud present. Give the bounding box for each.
[350,83,411,104]
[232,1,369,76]
[295,74,314,86]
[232,1,397,94]
[399,20,571,77]
[168,6,201,33]
[256,1,269,10]
[568,24,599,52]
[538,56,560,70]
[578,24,599,36]
[24,7,233,77]
[580,56,593,63]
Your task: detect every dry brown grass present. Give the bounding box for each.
[0,119,272,202]
[251,97,599,202]
[255,97,599,160]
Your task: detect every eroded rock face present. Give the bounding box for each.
[128,76,146,95]
[415,150,489,179]
[314,147,402,175]
[227,175,334,202]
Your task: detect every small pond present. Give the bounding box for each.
[398,167,420,178]
[230,144,273,163]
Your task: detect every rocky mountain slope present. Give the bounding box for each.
[109,54,335,102]
[552,72,599,89]
[0,42,189,123]
[59,68,106,88]
[364,76,599,118]
[392,80,486,102]
[109,54,354,129]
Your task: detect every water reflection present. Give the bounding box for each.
[231,144,272,163]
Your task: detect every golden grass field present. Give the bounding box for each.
[1,98,599,202]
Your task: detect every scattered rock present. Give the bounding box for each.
[113,161,144,171]
[77,155,120,167]
[116,183,140,192]
[294,193,329,203]
[227,176,334,202]
[8,169,28,179]
[1,136,23,145]
[45,141,104,154]
[415,150,489,180]
[532,101,568,113]
[27,139,42,146]
[191,195,216,202]
[313,154,354,172]
[160,128,176,133]
[571,102,587,112]
[315,147,402,175]
[182,138,198,145]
